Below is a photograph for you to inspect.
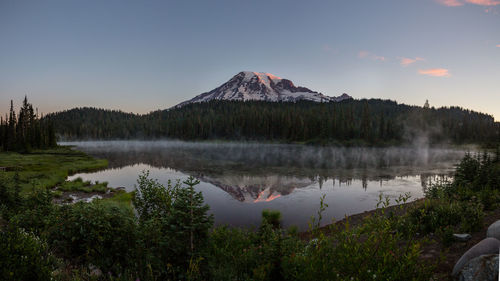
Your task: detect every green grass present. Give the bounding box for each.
[102,189,134,210]
[0,146,108,194]
[0,146,137,211]
[58,177,109,193]
[51,190,63,198]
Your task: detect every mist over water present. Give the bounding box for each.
[62,140,468,170]
[63,140,472,229]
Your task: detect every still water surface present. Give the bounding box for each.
[63,141,469,230]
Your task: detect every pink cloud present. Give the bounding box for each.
[358,51,369,58]
[497,44,500,47]
[466,0,500,5]
[437,0,500,6]
[322,45,338,54]
[358,51,386,61]
[418,68,451,77]
[400,57,425,67]
[436,0,464,6]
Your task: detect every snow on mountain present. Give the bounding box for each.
[177,71,352,107]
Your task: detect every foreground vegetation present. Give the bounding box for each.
[0,148,499,280]
[47,99,499,145]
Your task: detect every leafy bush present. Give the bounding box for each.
[45,200,137,275]
[207,197,435,281]
[436,225,454,247]
[410,150,500,240]
[10,187,55,236]
[0,226,57,281]
[134,172,214,280]
[404,198,483,235]
[133,170,180,221]
[478,188,500,210]
[0,172,23,219]
[285,199,434,281]
[207,213,302,281]
[453,151,499,192]
[458,199,484,232]
[262,209,282,229]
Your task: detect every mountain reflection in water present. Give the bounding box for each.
[63,141,469,229]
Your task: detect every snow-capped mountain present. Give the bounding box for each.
[196,173,315,203]
[177,71,351,106]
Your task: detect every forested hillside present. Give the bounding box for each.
[45,99,499,145]
[45,108,141,140]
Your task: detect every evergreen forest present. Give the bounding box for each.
[46,99,499,145]
[0,97,57,152]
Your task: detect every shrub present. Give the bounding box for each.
[206,214,302,281]
[10,187,55,236]
[436,225,454,247]
[262,209,282,229]
[403,198,483,235]
[207,226,262,280]
[458,199,484,232]
[0,226,57,281]
[287,197,434,281]
[478,188,500,210]
[45,200,137,275]
[133,170,181,221]
[207,196,435,281]
[134,172,213,280]
[454,153,481,189]
[453,151,499,192]
[0,172,23,219]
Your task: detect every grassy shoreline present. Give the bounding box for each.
[0,146,108,194]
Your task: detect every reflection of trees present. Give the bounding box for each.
[78,142,467,171]
[75,143,462,201]
[420,174,453,190]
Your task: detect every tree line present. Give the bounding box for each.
[45,99,499,145]
[0,97,57,152]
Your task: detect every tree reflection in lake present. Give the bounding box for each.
[63,141,469,229]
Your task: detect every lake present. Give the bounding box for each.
[63,141,470,230]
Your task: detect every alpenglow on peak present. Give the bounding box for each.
[177,71,352,106]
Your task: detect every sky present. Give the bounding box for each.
[1,0,499,120]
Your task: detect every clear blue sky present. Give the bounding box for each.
[1,0,499,120]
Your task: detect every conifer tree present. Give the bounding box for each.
[0,97,57,152]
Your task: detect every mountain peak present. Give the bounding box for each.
[239,71,283,84]
[177,71,352,107]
